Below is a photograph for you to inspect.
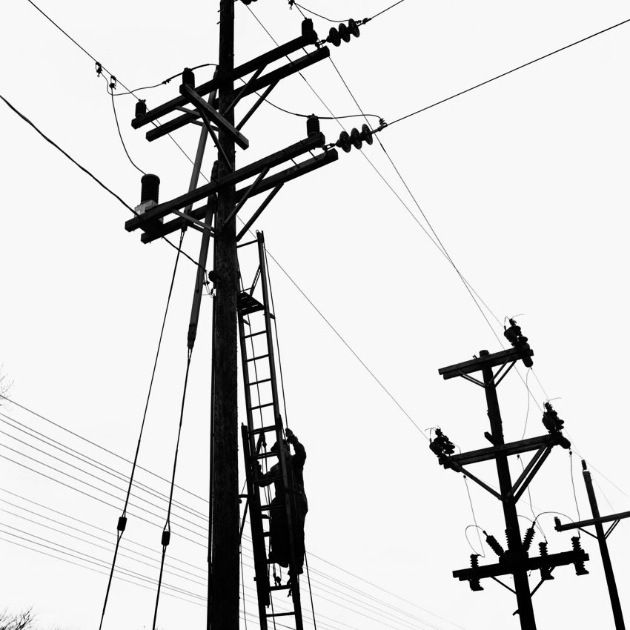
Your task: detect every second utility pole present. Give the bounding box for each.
[210,0,239,628]
[482,355,536,628]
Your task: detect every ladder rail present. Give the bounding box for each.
[257,231,304,630]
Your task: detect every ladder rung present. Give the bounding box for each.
[269,584,291,592]
[261,503,282,511]
[244,330,267,339]
[247,354,269,362]
[250,425,277,435]
[266,612,295,618]
[256,451,278,460]
[250,377,272,385]
[251,402,274,411]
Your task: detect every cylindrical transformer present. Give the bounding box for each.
[141,174,160,204]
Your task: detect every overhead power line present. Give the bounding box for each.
[0,94,202,270]
[385,16,630,128]
[289,0,407,25]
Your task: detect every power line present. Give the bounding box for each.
[385,16,630,128]
[289,0,407,24]
[0,93,202,270]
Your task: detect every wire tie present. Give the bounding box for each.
[95,61,102,76]
[161,529,171,547]
[117,515,127,533]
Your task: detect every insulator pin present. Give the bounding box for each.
[522,526,535,551]
[182,67,195,88]
[307,114,320,138]
[572,536,589,576]
[135,99,147,119]
[485,532,504,558]
[539,542,554,580]
[469,554,483,591]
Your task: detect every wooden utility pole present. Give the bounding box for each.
[481,355,536,628]
[210,0,239,628]
[556,461,629,629]
[431,321,589,629]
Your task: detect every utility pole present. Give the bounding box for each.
[555,461,629,629]
[210,0,239,628]
[124,5,374,628]
[430,320,589,630]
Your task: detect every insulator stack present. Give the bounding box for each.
[503,318,534,367]
[326,19,361,47]
[522,526,536,551]
[469,554,483,591]
[572,537,589,576]
[485,532,505,558]
[542,402,565,433]
[336,124,374,153]
[538,542,554,580]
[429,428,456,461]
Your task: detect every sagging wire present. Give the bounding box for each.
[463,477,485,557]
[304,550,319,630]
[112,63,218,97]
[97,231,186,630]
[464,524,486,557]
[98,69,146,176]
[288,0,407,25]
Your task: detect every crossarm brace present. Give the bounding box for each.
[446,460,502,501]
[555,509,630,532]
[510,446,552,502]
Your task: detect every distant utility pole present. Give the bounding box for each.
[430,320,589,630]
[555,461,629,629]
[124,1,376,627]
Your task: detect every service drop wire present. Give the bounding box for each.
[152,345,195,630]
[98,230,185,630]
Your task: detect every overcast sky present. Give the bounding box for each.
[2,1,630,629]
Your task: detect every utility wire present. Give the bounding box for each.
[289,0,407,24]
[107,82,146,175]
[386,16,630,128]
[99,230,186,630]
[0,94,202,269]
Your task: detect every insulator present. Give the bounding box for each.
[539,542,554,580]
[572,536,589,576]
[301,18,315,39]
[350,127,363,150]
[348,18,361,38]
[337,130,352,153]
[328,26,342,47]
[361,123,374,145]
[135,99,147,119]
[306,114,320,138]
[141,174,160,205]
[182,67,195,88]
[338,22,351,43]
[503,317,533,368]
[485,533,504,558]
[117,515,127,533]
[469,555,484,591]
[161,530,171,547]
[543,402,565,433]
[522,526,535,551]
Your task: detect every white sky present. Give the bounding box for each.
[2,1,630,629]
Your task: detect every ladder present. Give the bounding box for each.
[238,231,304,630]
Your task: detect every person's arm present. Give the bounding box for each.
[257,463,276,487]
[286,429,306,467]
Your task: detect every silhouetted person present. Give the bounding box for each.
[258,428,307,575]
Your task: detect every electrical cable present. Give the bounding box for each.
[99,229,186,630]
[289,0,407,24]
[0,412,205,522]
[304,551,319,630]
[385,16,630,129]
[463,477,485,557]
[569,450,582,530]
[152,348,194,630]
[0,94,202,270]
[1,396,208,504]
[22,0,210,181]
[107,82,146,175]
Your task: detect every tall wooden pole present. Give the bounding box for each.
[480,350,537,630]
[583,462,626,629]
[209,0,239,627]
